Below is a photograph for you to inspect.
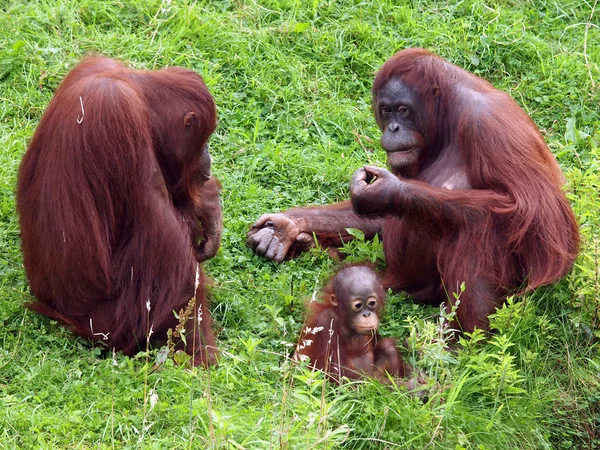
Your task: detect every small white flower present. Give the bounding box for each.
[306,326,324,335]
[194,264,201,292]
[297,339,313,350]
[149,388,158,412]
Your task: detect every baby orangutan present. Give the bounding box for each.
[295,265,414,385]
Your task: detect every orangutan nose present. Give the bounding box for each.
[388,122,400,132]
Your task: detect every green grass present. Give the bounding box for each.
[1,0,599,448]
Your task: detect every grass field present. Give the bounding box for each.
[1,0,599,448]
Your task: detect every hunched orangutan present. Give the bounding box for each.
[295,265,412,383]
[248,48,579,332]
[17,56,221,365]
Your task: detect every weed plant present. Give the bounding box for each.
[0,0,598,448]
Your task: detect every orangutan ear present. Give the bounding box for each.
[184,112,197,128]
[329,294,338,307]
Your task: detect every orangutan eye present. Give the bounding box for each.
[398,106,409,116]
[352,301,363,311]
[380,106,391,115]
[367,298,377,309]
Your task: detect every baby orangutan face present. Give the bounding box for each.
[330,266,384,336]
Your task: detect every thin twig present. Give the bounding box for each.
[76,96,84,124]
[352,129,374,163]
[583,0,598,88]
[423,414,444,450]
